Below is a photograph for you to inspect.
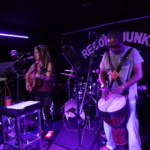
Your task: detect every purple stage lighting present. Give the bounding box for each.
[0,33,29,38]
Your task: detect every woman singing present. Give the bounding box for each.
[25,45,54,139]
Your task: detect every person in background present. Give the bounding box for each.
[25,45,54,139]
[10,50,18,61]
[10,50,26,75]
[10,50,29,102]
[99,30,144,150]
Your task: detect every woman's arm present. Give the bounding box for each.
[44,62,52,81]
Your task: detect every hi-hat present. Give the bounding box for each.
[60,73,81,79]
[92,69,100,73]
[64,69,74,72]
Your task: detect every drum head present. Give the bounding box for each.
[98,94,126,112]
[64,100,85,120]
[64,99,85,129]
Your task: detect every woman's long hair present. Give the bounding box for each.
[34,45,52,69]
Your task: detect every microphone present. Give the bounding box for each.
[89,31,102,37]
[23,56,34,60]
[18,52,31,56]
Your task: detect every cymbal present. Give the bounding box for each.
[64,69,74,72]
[60,73,81,79]
[92,69,100,73]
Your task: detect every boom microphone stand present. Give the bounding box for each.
[0,54,26,106]
[74,68,86,150]
[61,45,85,150]
[79,32,102,150]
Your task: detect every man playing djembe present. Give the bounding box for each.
[99,30,144,150]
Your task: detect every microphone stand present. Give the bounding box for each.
[79,34,101,150]
[75,67,85,150]
[0,54,26,106]
[15,60,26,102]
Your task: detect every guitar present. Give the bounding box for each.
[28,66,47,92]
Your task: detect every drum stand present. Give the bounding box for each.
[84,93,103,134]
[65,75,72,100]
[83,94,95,131]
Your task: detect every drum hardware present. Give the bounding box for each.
[84,115,91,131]
[61,46,85,150]
[64,69,74,72]
[92,69,100,73]
[73,82,83,93]
[83,94,99,132]
[65,75,72,100]
[84,82,101,96]
[60,73,81,79]
[63,68,77,100]
[87,95,97,105]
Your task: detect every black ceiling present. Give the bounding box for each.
[0,0,150,34]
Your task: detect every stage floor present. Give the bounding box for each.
[0,117,150,150]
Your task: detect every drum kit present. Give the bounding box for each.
[61,69,101,96]
[61,69,101,131]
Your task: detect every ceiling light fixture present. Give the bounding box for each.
[0,33,29,38]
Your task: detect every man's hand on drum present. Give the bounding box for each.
[109,86,125,95]
[101,87,110,100]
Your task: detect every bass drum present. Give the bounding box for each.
[64,99,85,129]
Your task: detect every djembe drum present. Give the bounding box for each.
[98,94,128,145]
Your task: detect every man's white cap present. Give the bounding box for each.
[10,50,18,56]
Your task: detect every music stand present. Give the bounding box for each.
[0,62,15,74]
[62,45,82,70]
[62,45,85,150]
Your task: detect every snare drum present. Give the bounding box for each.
[98,94,128,145]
